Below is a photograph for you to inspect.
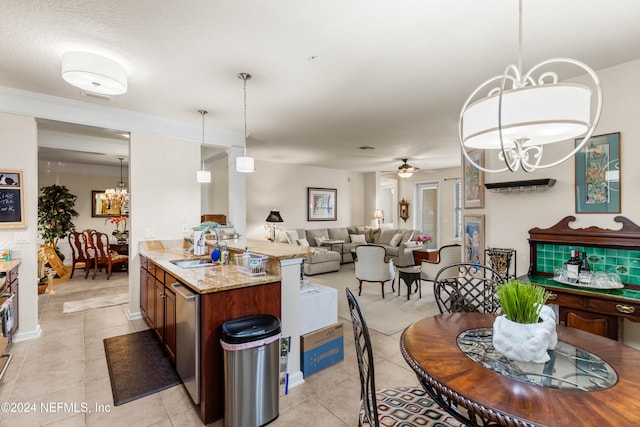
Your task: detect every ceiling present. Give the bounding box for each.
[4,0,640,173]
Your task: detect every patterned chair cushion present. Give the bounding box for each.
[360,387,464,427]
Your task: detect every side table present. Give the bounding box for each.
[396,265,421,300]
[320,239,345,263]
[413,249,438,265]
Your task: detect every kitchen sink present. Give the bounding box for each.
[170,259,220,269]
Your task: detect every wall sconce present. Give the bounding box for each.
[399,198,410,222]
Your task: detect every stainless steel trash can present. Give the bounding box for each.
[221,314,281,427]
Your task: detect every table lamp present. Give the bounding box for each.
[265,210,284,241]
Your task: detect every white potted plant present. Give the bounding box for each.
[493,280,557,363]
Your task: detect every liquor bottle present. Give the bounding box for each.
[566,250,580,283]
[579,251,591,274]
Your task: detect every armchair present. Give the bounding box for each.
[420,244,461,283]
[354,245,394,298]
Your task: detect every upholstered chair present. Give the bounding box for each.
[354,245,394,298]
[420,244,462,283]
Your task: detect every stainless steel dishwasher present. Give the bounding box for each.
[171,282,200,404]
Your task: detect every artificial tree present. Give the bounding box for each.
[37,184,79,258]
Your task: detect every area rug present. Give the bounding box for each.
[103,329,181,406]
[307,263,440,335]
[63,293,128,313]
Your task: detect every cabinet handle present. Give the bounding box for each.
[547,293,558,301]
[616,304,636,314]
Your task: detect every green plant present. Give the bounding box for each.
[37,184,79,254]
[495,280,552,324]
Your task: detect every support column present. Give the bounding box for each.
[226,146,247,237]
[280,257,304,390]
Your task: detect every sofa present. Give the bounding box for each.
[279,226,423,269]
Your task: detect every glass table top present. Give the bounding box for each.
[457,328,617,391]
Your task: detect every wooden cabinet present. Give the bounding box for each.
[528,216,640,340]
[5,265,18,340]
[138,256,176,362]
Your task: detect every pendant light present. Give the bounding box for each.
[236,73,255,173]
[196,109,212,183]
[458,0,602,173]
[105,157,128,209]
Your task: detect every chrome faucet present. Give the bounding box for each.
[211,228,229,264]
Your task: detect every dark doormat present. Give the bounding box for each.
[104,329,181,406]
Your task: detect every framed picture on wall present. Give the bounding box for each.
[463,149,485,209]
[0,169,26,228]
[307,187,337,221]
[464,214,485,265]
[575,132,621,213]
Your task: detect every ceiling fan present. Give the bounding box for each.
[397,158,420,178]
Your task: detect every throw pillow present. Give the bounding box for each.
[297,238,310,247]
[314,236,327,246]
[389,233,403,247]
[350,234,367,244]
[285,230,299,245]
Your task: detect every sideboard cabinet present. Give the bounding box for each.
[526,216,640,340]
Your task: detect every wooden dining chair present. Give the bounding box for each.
[354,245,394,298]
[433,262,506,314]
[68,231,92,279]
[345,288,465,427]
[92,231,128,280]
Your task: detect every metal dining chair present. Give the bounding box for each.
[433,262,506,314]
[345,288,465,427]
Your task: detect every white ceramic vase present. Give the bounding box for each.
[492,305,558,363]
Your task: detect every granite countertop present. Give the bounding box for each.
[0,259,21,273]
[140,239,308,295]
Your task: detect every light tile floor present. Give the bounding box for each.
[0,269,420,427]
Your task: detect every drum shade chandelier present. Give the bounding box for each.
[196,109,212,183]
[61,51,128,95]
[236,73,255,173]
[458,0,602,173]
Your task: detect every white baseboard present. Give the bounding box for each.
[12,324,42,342]
[287,370,305,390]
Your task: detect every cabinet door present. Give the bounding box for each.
[140,266,148,320]
[164,286,176,362]
[561,307,619,340]
[144,270,155,328]
[8,267,18,339]
[153,278,165,343]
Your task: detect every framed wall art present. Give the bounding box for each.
[0,169,26,228]
[575,132,621,213]
[463,149,485,209]
[464,214,485,265]
[307,187,337,221]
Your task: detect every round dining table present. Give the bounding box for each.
[401,313,640,427]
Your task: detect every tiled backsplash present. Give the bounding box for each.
[536,243,640,284]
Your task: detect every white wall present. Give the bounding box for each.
[0,113,40,341]
[127,132,202,318]
[245,160,365,239]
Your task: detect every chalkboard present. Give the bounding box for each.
[0,170,25,228]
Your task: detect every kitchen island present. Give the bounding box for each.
[139,239,308,425]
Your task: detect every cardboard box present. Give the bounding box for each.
[300,284,338,335]
[300,322,344,377]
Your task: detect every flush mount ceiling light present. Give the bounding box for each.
[196,109,212,183]
[397,159,419,178]
[61,51,128,95]
[458,0,602,173]
[236,72,255,173]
